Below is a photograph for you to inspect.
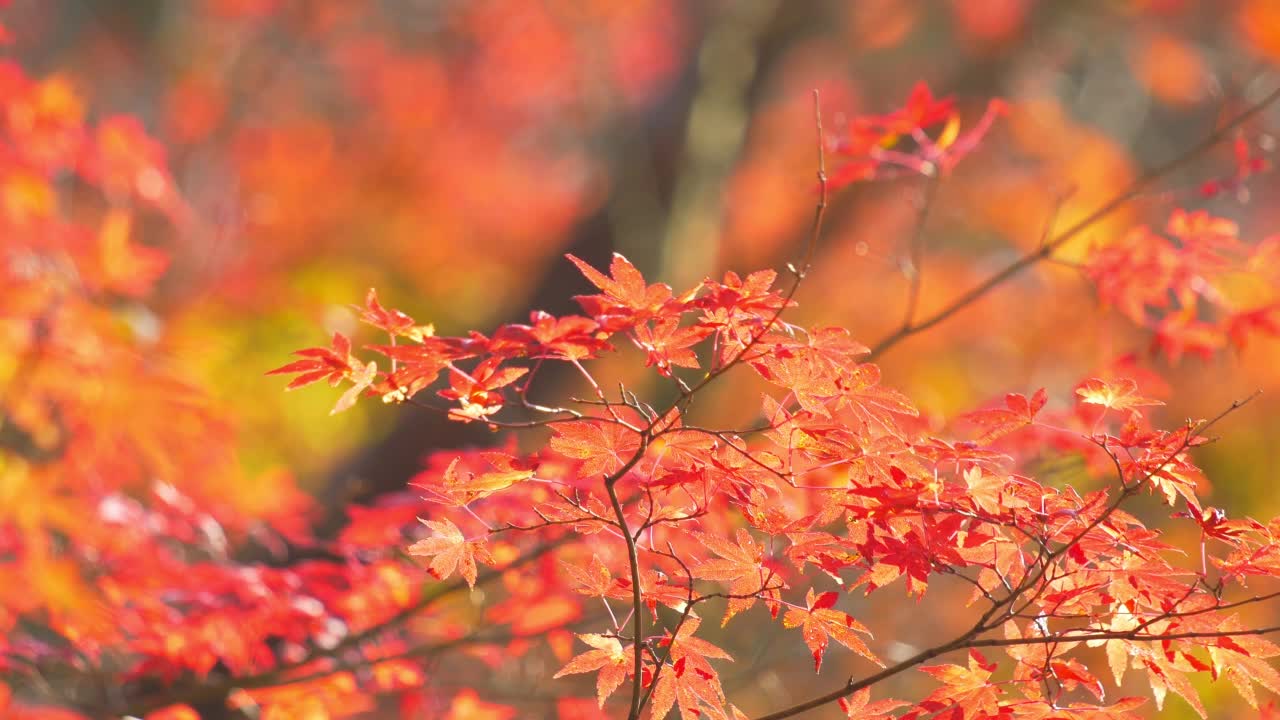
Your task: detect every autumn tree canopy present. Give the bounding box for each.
[4,2,1280,720]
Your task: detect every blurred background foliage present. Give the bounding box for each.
[6,0,1280,716]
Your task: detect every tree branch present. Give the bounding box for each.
[603,442,652,720]
[866,84,1280,361]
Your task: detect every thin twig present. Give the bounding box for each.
[671,90,828,407]
[866,84,1280,361]
[901,173,941,328]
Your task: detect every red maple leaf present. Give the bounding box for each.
[697,269,786,319]
[831,81,1004,188]
[782,588,880,672]
[267,331,358,390]
[491,310,609,360]
[960,388,1047,443]
[438,357,529,421]
[567,252,678,326]
[633,317,712,376]
[267,332,378,414]
[359,287,421,338]
[648,616,733,720]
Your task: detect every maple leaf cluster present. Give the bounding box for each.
[270,230,1280,719]
[1084,208,1280,360]
[826,81,1006,189]
[0,53,560,720]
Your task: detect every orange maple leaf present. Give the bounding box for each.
[691,528,777,625]
[837,687,908,719]
[1208,616,1280,709]
[418,454,535,506]
[919,649,1001,718]
[782,588,880,672]
[549,420,642,478]
[1076,377,1163,413]
[552,633,631,708]
[559,555,617,598]
[406,517,493,588]
[648,616,733,720]
[963,467,1004,516]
